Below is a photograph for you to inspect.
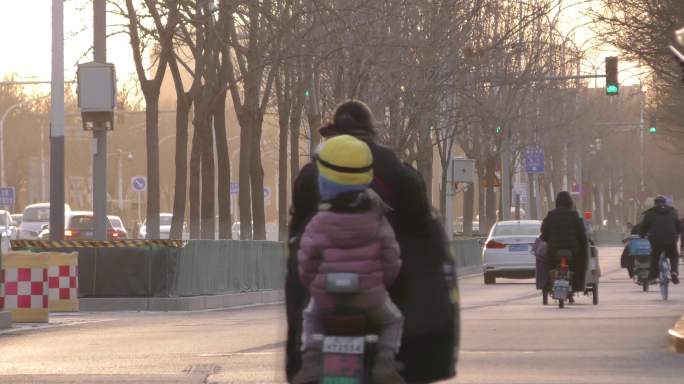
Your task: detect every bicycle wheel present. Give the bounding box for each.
[642,281,649,292]
[558,299,564,309]
[592,284,599,305]
[542,289,549,305]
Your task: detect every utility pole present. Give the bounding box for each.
[49,0,65,241]
[93,0,107,240]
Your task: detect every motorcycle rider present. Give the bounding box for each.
[639,195,682,284]
[540,191,588,294]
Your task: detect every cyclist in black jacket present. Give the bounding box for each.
[639,196,682,284]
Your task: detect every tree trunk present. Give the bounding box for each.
[439,164,448,224]
[290,86,305,181]
[145,95,161,239]
[200,108,215,240]
[485,156,497,233]
[250,114,266,240]
[189,123,201,239]
[214,95,232,239]
[276,73,292,242]
[170,97,189,239]
[463,183,475,237]
[238,112,253,240]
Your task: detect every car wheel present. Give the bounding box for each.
[484,273,496,285]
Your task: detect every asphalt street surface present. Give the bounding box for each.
[0,247,682,383]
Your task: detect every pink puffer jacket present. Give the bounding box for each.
[298,209,401,310]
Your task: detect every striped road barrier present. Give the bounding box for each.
[10,239,186,250]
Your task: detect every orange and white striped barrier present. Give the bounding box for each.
[47,252,79,312]
[1,252,49,323]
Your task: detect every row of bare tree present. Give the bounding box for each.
[111,0,644,239]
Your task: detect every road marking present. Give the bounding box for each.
[199,351,281,357]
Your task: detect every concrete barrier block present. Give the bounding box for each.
[204,295,224,310]
[0,311,11,329]
[80,297,149,311]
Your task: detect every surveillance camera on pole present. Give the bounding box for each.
[77,62,116,130]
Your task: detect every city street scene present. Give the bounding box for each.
[1,0,684,383]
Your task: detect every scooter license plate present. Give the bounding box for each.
[323,336,365,354]
[322,353,364,384]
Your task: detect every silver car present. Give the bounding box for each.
[18,203,71,239]
[138,213,173,239]
[481,220,541,285]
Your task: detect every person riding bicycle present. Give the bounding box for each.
[540,191,588,293]
[638,195,681,284]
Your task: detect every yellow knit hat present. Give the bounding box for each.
[316,134,373,186]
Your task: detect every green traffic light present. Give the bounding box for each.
[304,90,310,97]
[606,84,619,95]
[495,126,502,134]
[649,127,657,134]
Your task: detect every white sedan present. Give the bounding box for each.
[481,220,541,285]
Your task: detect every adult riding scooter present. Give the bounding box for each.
[316,273,381,383]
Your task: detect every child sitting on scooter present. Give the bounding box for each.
[293,134,405,384]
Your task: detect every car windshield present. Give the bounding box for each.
[68,215,112,230]
[23,207,50,222]
[160,215,172,226]
[0,214,7,226]
[493,223,540,237]
[109,217,123,228]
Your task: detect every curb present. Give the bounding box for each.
[457,265,483,278]
[0,311,11,329]
[79,290,284,312]
[669,315,684,353]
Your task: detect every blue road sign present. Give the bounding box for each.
[230,182,239,195]
[131,176,147,192]
[0,187,15,207]
[524,146,545,174]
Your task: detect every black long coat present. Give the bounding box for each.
[540,207,588,290]
[285,143,459,383]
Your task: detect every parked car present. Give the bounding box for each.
[481,220,541,285]
[0,210,17,240]
[19,203,71,240]
[107,215,128,238]
[64,211,119,240]
[138,213,173,239]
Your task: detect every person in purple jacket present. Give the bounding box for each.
[293,134,405,384]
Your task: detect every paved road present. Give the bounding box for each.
[0,247,682,383]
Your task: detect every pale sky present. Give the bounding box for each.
[0,0,637,92]
[0,0,137,90]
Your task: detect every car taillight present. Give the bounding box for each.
[485,240,506,249]
[111,231,119,238]
[64,229,77,238]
